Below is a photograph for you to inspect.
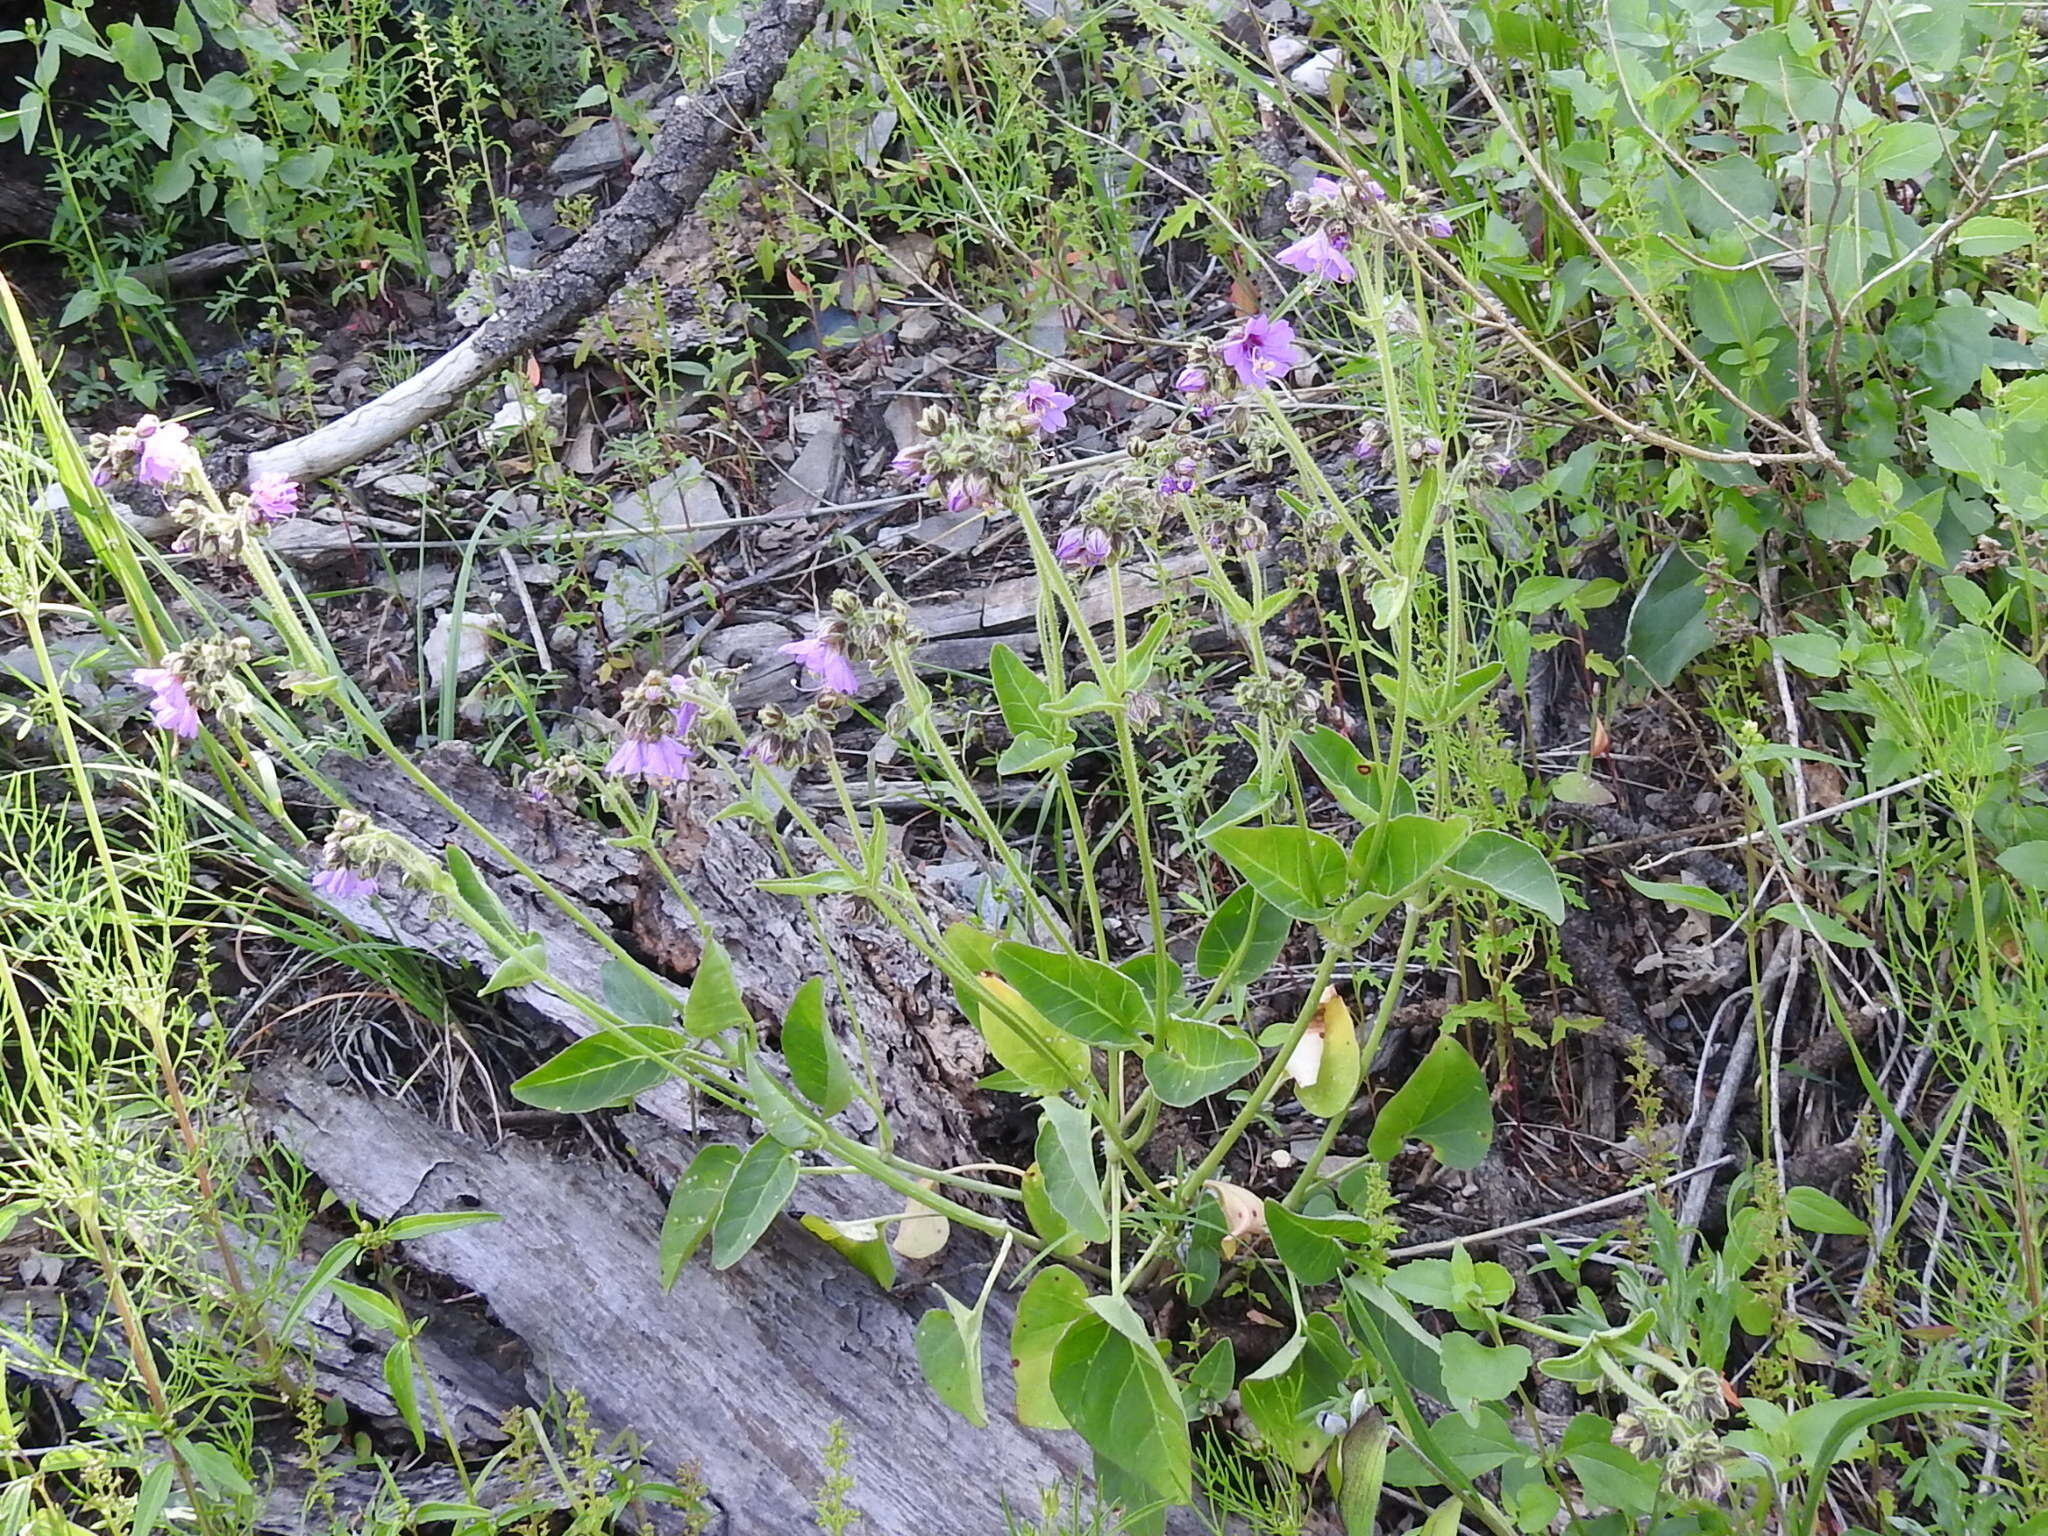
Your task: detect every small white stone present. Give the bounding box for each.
[1290,48,1341,96]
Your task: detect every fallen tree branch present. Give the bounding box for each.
[244,0,821,488]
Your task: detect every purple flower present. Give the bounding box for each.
[134,418,198,488]
[1411,434,1447,460]
[1054,524,1112,568]
[1219,314,1304,391]
[891,445,931,484]
[1276,228,1355,284]
[1420,212,1455,241]
[1158,458,1197,496]
[312,866,379,900]
[604,733,696,781]
[1173,365,1209,396]
[1017,378,1076,434]
[943,475,993,515]
[781,629,862,694]
[1353,437,1382,464]
[246,474,300,525]
[1308,175,1344,201]
[133,666,200,739]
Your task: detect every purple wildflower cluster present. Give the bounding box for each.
[604,671,701,782]
[90,414,203,491]
[311,811,382,901]
[774,591,917,699]
[892,379,1078,515]
[1219,315,1304,391]
[131,635,253,745]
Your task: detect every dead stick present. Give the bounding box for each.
[244,0,821,489]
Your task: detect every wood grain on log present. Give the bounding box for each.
[255,1059,1090,1535]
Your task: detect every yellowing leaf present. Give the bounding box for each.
[1295,986,1363,1120]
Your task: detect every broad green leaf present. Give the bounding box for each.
[685,937,752,1038]
[1050,1313,1192,1503]
[915,1287,987,1426]
[1020,1163,1088,1256]
[1035,1097,1110,1244]
[1239,1314,1351,1473]
[709,1140,798,1269]
[1353,815,1471,901]
[1996,841,2048,890]
[1368,1037,1493,1169]
[660,1143,740,1286]
[1194,775,1280,839]
[107,20,163,83]
[1785,1186,1869,1237]
[973,972,1090,1094]
[480,940,548,996]
[600,954,680,1027]
[990,643,1060,740]
[1624,544,1715,688]
[1337,1412,1390,1535]
[997,734,1076,775]
[1187,1337,1235,1411]
[1566,1443,1660,1516]
[745,1054,819,1148]
[1195,884,1292,986]
[1384,1253,1515,1312]
[1207,825,1349,918]
[1771,631,1843,678]
[1622,874,1734,920]
[1438,1334,1533,1416]
[994,941,1148,1046]
[1144,1016,1260,1107]
[781,977,854,1115]
[1295,985,1363,1121]
[1955,215,2034,257]
[799,1214,896,1287]
[511,1026,687,1112]
[1928,625,2042,703]
[1264,1201,1377,1285]
[1296,727,1401,822]
[444,844,518,940]
[1445,831,1566,924]
[1011,1265,1090,1428]
[329,1279,407,1336]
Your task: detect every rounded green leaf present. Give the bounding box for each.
[1195,884,1292,986]
[1445,831,1566,924]
[1050,1313,1191,1504]
[915,1289,987,1427]
[709,1139,798,1269]
[1368,1037,1494,1169]
[1011,1266,1090,1428]
[993,941,1148,1047]
[1206,825,1350,918]
[511,1026,688,1113]
[781,977,854,1115]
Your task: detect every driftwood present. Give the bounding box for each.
[242,0,821,489]
[255,1058,1092,1535]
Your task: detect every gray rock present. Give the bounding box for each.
[607,463,729,576]
[771,425,842,512]
[1290,47,1342,95]
[549,119,637,180]
[601,564,668,637]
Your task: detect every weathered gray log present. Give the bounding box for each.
[255,1058,1091,1535]
[243,0,820,487]
[317,746,985,1168]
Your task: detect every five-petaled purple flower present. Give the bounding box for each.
[246,474,300,525]
[1158,458,1197,496]
[133,666,200,740]
[1016,379,1076,434]
[1276,228,1354,284]
[1054,524,1113,568]
[1219,315,1304,391]
[312,867,379,900]
[135,418,198,488]
[781,627,861,695]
